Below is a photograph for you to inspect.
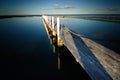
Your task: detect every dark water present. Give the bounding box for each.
[61,18,120,53]
[0,17,91,80]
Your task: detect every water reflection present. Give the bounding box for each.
[0,17,92,80]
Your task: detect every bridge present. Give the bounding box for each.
[42,15,120,80]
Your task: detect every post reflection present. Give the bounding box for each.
[49,31,91,80]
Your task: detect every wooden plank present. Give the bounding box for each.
[81,37,120,80]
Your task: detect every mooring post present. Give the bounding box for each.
[52,16,56,36]
[52,16,54,29]
[48,16,52,26]
[57,17,60,46]
[46,16,48,23]
[42,16,45,21]
[50,16,52,26]
[57,17,63,46]
[48,16,50,25]
[43,16,48,23]
[57,17,60,38]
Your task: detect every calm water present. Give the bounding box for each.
[61,18,120,53]
[0,17,91,80]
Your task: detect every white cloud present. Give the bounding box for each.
[54,4,75,9]
[41,8,50,10]
[54,4,63,9]
[64,5,75,9]
[41,4,75,10]
[54,4,60,7]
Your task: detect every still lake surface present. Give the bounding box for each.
[0,16,120,80]
[0,17,91,80]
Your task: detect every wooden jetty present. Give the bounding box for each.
[42,15,120,80]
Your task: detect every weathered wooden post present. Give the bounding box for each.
[57,17,60,37]
[52,16,54,29]
[48,16,50,24]
[43,16,48,23]
[48,16,52,26]
[52,16,56,36]
[57,17,63,47]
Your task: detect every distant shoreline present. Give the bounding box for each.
[0,15,42,19]
[0,14,120,22]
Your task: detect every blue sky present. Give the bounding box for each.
[0,0,120,15]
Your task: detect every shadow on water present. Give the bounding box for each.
[54,45,92,80]
[69,32,112,80]
[49,35,91,80]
